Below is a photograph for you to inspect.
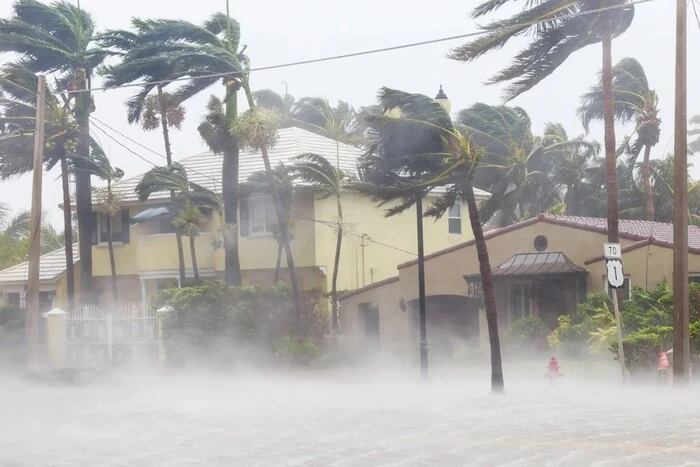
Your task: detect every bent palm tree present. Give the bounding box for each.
[0,0,113,301]
[450,0,635,245]
[355,88,504,392]
[135,163,222,284]
[578,57,660,221]
[76,148,124,304]
[0,61,82,308]
[289,153,346,337]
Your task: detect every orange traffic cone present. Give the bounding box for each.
[658,351,669,369]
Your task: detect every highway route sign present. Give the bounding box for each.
[606,259,625,289]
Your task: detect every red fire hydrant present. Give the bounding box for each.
[545,356,563,383]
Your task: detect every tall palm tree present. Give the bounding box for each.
[542,123,602,216]
[135,162,223,284]
[0,61,81,308]
[98,19,190,286]
[0,0,113,303]
[292,97,363,148]
[355,88,504,392]
[0,203,29,240]
[578,57,660,221]
[239,164,294,283]
[289,153,346,337]
[253,89,295,126]
[450,0,635,245]
[122,12,248,288]
[76,148,124,304]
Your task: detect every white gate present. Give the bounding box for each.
[66,303,159,367]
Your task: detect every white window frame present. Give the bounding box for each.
[604,275,631,301]
[509,281,532,322]
[448,203,462,235]
[242,196,275,236]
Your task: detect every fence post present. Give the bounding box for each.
[156,306,172,366]
[45,308,67,369]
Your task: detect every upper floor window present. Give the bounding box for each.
[448,203,462,234]
[92,210,130,245]
[240,196,276,236]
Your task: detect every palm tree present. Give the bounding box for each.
[0,0,114,303]
[120,12,248,288]
[135,162,222,284]
[289,154,346,337]
[542,123,602,216]
[355,88,504,392]
[76,148,124,304]
[0,203,29,240]
[239,164,294,283]
[253,89,295,126]
[98,19,190,286]
[578,57,660,221]
[689,115,700,153]
[292,97,363,148]
[450,0,635,245]
[0,61,80,308]
[40,224,65,253]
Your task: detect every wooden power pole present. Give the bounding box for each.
[26,74,46,367]
[673,0,690,385]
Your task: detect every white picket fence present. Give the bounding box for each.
[66,302,159,368]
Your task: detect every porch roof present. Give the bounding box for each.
[464,252,586,281]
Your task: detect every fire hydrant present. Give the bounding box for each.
[545,356,562,383]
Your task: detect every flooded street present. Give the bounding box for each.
[2,363,700,466]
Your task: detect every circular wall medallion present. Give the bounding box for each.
[534,235,548,252]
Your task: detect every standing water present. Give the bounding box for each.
[1,362,699,466]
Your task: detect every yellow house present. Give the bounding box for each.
[0,245,80,311]
[340,214,700,363]
[78,127,489,306]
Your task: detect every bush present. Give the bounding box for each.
[153,281,329,366]
[548,293,612,356]
[275,336,321,365]
[610,326,672,373]
[504,317,549,354]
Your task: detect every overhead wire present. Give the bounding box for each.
[59,0,658,96]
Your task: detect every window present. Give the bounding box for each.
[606,277,631,301]
[93,209,130,244]
[448,203,462,234]
[690,275,700,285]
[240,197,276,236]
[509,282,531,321]
[7,292,20,307]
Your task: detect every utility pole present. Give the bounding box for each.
[673,0,690,386]
[26,75,46,367]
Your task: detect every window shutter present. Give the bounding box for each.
[121,209,130,244]
[91,212,98,245]
[240,200,249,236]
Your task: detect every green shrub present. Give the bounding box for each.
[504,317,549,353]
[548,293,612,356]
[275,336,321,365]
[610,326,672,373]
[153,281,329,366]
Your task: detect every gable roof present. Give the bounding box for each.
[90,127,490,205]
[397,213,700,269]
[0,245,79,285]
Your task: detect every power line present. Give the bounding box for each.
[89,118,160,167]
[62,0,656,95]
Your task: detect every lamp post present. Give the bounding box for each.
[413,86,452,380]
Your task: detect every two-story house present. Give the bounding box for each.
[0,127,487,309]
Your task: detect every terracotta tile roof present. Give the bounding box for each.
[398,213,700,270]
[0,244,79,285]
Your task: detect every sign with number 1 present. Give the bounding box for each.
[606,259,624,289]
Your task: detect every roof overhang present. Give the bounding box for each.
[463,252,587,282]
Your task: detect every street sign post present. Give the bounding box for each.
[604,243,627,385]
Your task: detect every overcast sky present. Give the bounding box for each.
[0,0,694,227]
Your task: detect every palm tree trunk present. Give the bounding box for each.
[331,198,343,337]
[106,214,118,305]
[274,241,282,283]
[243,87,303,334]
[75,68,93,304]
[642,143,654,221]
[60,154,75,311]
[465,178,504,393]
[157,85,187,287]
[224,84,243,286]
[564,184,573,215]
[189,235,200,283]
[602,19,620,243]
[602,17,625,310]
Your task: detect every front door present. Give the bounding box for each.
[361,303,380,351]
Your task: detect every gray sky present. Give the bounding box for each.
[0,0,694,227]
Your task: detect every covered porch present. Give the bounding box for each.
[464,252,588,331]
